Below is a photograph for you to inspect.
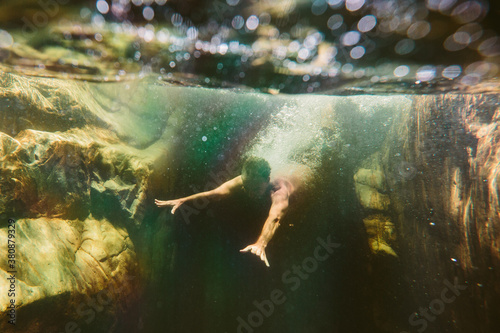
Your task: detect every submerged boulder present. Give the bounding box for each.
[0,216,138,333]
[363,214,397,257]
[378,94,500,332]
[0,72,163,332]
[355,183,390,211]
[354,163,397,257]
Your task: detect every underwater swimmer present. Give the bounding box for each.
[155,157,311,267]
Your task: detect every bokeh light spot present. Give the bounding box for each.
[96,0,109,14]
[232,15,245,29]
[461,74,481,85]
[350,46,365,59]
[171,13,183,26]
[143,6,154,21]
[416,65,436,81]
[342,63,353,73]
[407,21,431,39]
[342,31,361,46]
[358,15,377,32]
[457,23,483,42]
[327,14,344,30]
[442,65,462,79]
[312,0,328,15]
[246,15,259,30]
[452,1,483,23]
[187,27,198,40]
[454,32,471,44]
[394,65,410,77]
[478,37,500,57]
[0,30,14,48]
[346,0,365,12]
[328,0,344,8]
[298,48,311,61]
[259,12,272,26]
[444,35,467,51]
[395,39,415,55]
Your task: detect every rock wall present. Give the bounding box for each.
[0,73,160,332]
[355,94,500,333]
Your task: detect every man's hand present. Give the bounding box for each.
[154,198,185,214]
[240,242,270,267]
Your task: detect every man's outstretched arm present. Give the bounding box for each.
[240,189,289,267]
[155,176,242,214]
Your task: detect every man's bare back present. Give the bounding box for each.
[155,158,311,267]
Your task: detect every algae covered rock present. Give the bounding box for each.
[353,168,386,192]
[376,94,500,332]
[0,72,163,332]
[0,217,138,333]
[354,160,398,257]
[355,183,390,211]
[354,167,390,211]
[363,214,397,257]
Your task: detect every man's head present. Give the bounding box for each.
[241,157,271,199]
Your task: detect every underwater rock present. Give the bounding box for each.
[354,165,396,257]
[0,72,102,136]
[0,72,167,331]
[0,131,20,158]
[379,94,500,332]
[353,165,391,213]
[355,183,390,211]
[353,168,386,192]
[0,216,138,333]
[0,125,151,225]
[2,22,146,78]
[0,128,95,219]
[363,214,397,257]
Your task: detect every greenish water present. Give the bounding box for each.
[132,85,409,333]
[0,67,499,333]
[0,1,499,332]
